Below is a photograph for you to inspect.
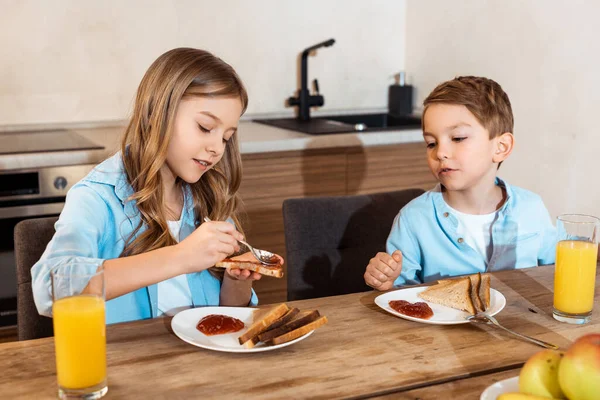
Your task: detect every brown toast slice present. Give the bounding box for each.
[238,303,289,345]
[266,307,300,331]
[479,273,491,311]
[270,316,328,345]
[258,310,321,343]
[418,277,476,314]
[215,258,283,278]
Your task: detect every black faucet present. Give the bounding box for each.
[287,38,335,121]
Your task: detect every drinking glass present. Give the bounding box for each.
[51,261,107,399]
[553,214,599,324]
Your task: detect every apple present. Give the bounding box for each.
[558,333,600,400]
[519,349,565,399]
[498,393,555,400]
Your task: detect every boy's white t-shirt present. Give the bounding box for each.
[157,219,193,316]
[449,207,497,264]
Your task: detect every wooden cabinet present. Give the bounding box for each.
[239,143,436,305]
[347,142,435,194]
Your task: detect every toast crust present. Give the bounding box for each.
[266,308,300,331]
[479,273,491,311]
[258,310,321,343]
[469,273,484,313]
[270,316,328,345]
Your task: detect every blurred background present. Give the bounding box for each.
[1,0,599,334]
[2,0,597,219]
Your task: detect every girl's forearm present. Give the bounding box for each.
[219,274,253,306]
[102,245,186,300]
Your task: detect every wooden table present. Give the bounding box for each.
[1,265,599,399]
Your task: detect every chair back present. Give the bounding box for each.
[283,188,424,301]
[14,216,57,340]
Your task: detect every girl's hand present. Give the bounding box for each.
[222,251,270,281]
[225,268,262,281]
[176,220,242,274]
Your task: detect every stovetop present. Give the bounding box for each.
[0,130,104,155]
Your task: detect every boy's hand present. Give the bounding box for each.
[364,250,402,291]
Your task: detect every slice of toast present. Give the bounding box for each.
[238,303,289,345]
[418,277,476,314]
[258,310,321,343]
[242,335,261,348]
[479,273,491,311]
[270,316,328,345]
[438,273,492,313]
[266,307,300,331]
[215,258,284,278]
[468,273,484,313]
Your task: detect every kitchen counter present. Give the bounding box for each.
[0,120,423,171]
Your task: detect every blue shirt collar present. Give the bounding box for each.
[84,151,196,225]
[433,176,513,210]
[85,152,133,203]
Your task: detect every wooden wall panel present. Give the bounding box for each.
[347,143,437,195]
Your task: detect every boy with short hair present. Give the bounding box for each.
[364,76,556,290]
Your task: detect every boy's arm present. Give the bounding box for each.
[387,212,422,286]
[537,200,557,265]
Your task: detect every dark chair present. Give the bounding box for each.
[283,188,425,301]
[14,216,57,340]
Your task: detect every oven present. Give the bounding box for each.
[0,164,97,327]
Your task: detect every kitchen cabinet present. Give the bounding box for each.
[240,142,436,304]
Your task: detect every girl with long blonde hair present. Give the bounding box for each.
[32,48,263,323]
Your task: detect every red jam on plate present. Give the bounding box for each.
[196,314,245,336]
[389,300,434,320]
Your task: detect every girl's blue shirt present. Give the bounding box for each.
[31,152,258,324]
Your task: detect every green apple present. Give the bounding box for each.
[497,393,555,400]
[519,349,565,398]
[558,333,600,400]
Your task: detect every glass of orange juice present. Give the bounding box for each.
[51,262,107,399]
[554,214,599,324]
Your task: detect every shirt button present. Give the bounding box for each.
[457,238,464,243]
[443,212,449,217]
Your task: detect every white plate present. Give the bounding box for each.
[171,306,314,353]
[374,286,506,325]
[480,376,519,399]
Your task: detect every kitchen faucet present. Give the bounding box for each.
[287,38,335,121]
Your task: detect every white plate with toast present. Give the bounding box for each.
[171,306,314,353]
[374,286,506,325]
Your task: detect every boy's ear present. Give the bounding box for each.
[493,132,514,163]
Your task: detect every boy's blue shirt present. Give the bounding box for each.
[31,152,258,324]
[390,178,557,286]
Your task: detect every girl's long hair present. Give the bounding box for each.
[120,48,248,278]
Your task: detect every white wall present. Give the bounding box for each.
[406,0,600,220]
[0,0,406,126]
